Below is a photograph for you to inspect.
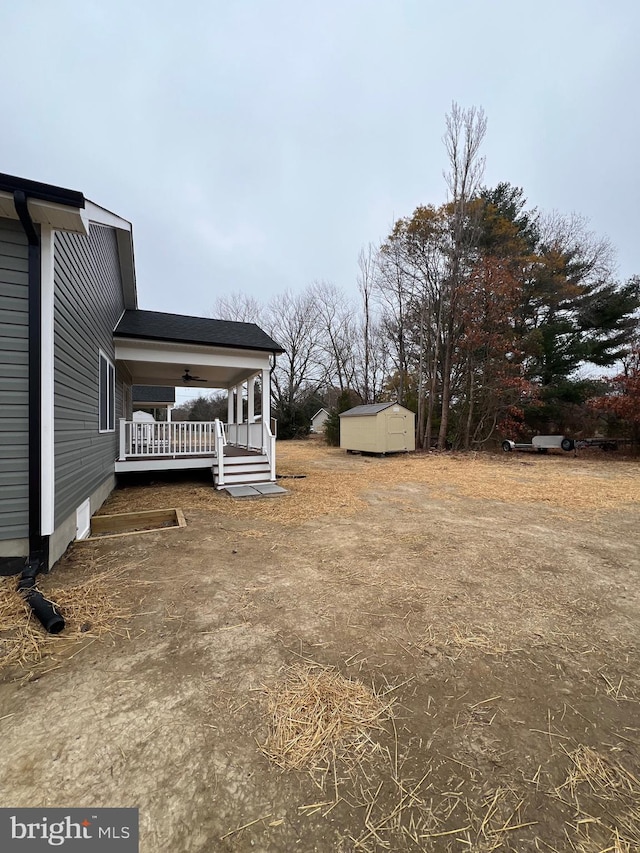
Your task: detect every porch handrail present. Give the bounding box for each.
[214,418,227,446]
[263,419,276,481]
[213,418,227,486]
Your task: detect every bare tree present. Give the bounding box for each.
[310,280,358,392]
[356,245,377,403]
[266,288,325,413]
[437,102,487,448]
[375,234,418,405]
[212,292,262,324]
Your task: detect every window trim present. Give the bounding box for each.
[98,350,116,433]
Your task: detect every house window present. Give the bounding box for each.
[99,351,116,432]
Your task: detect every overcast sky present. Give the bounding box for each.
[2,0,639,322]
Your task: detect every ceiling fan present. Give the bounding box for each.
[182,368,207,383]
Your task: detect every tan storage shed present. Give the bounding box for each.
[339,403,415,454]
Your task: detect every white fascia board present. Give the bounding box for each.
[115,229,137,309]
[0,191,88,235]
[85,200,132,231]
[40,226,55,535]
[114,338,272,371]
[85,201,137,310]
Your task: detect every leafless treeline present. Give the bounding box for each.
[213,104,491,448]
[213,103,638,448]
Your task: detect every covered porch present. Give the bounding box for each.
[113,310,283,488]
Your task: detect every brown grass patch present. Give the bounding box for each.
[100,442,640,527]
[259,664,393,772]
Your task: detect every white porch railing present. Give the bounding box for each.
[225,421,263,450]
[118,417,275,483]
[119,419,217,459]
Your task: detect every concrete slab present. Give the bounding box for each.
[253,483,289,496]
[222,483,289,499]
[224,485,260,498]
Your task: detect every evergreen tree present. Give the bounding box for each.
[325,390,355,446]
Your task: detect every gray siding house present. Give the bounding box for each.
[0,173,283,572]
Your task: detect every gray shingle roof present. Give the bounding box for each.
[132,385,176,404]
[340,403,397,417]
[115,309,284,353]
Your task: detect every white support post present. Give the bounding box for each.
[247,376,255,449]
[119,418,127,460]
[261,368,270,454]
[236,383,243,425]
[227,388,234,426]
[261,369,270,423]
[167,405,173,422]
[247,376,255,424]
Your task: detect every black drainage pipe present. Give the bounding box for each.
[17,559,65,635]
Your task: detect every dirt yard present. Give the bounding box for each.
[1,441,639,852]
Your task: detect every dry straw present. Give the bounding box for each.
[556,745,640,851]
[99,440,640,526]
[0,553,136,678]
[259,664,394,772]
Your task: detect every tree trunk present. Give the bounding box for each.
[463,365,474,450]
[438,334,453,449]
[416,313,425,447]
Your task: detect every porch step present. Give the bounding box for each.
[221,454,269,466]
[217,471,273,486]
[212,456,273,488]
[213,462,270,476]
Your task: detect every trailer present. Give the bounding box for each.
[502,435,629,453]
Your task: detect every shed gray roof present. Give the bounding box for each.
[340,403,398,418]
[115,309,284,353]
[132,385,176,404]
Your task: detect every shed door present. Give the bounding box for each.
[387,416,407,451]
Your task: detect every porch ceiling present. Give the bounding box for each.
[115,337,270,390]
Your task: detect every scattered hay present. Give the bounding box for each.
[556,746,640,851]
[416,623,522,661]
[446,624,517,657]
[348,774,538,852]
[0,554,136,679]
[259,664,394,772]
[559,745,640,802]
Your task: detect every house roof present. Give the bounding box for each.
[114,309,284,354]
[0,173,85,209]
[132,385,176,404]
[311,408,329,420]
[340,403,399,418]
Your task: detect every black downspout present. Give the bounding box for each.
[13,190,47,569]
[13,191,64,633]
